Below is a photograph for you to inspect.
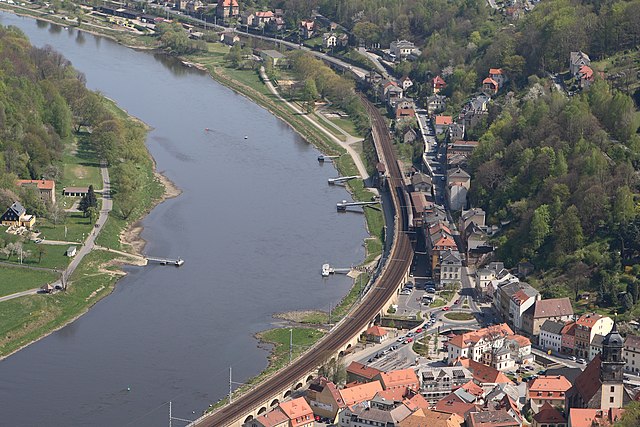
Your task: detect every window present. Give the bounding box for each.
[610,396,615,403]
[611,386,615,392]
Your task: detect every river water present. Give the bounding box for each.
[0,13,367,426]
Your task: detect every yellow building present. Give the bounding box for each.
[1,201,36,229]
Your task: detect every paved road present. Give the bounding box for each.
[0,164,112,303]
[259,66,371,181]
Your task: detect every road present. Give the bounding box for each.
[0,164,112,303]
[258,66,370,181]
[192,97,413,426]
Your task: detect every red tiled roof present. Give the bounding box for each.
[435,115,453,125]
[396,108,416,119]
[253,407,289,427]
[482,77,498,86]
[16,179,55,190]
[561,321,577,336]
[366,325,388,337]
[376,368,420,390]
[456,358,513,385]
[278,397,313,427]
[448,324,513,349]
[508,334,531,347]
[432,76,446,87]
[572,354,603,404]
[511,289,532,306]
[489,68,503,75]
[217,0,238,6]
[579,65,594,79]
[347,362,382,380]
[533,402,566,424]
[339,380,383,406]
[459,380,484,397]
[255,11,274,18]
[577,313,604,327]
[527,375,571,399]
[375,387,410,402]
[435,392,477,417]
[569,408,625,427]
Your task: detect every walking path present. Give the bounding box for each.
[0,164,112,303]
[258,66,371,182]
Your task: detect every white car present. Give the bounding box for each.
[397,336,406,342]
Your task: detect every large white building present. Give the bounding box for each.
[447,323,531,370]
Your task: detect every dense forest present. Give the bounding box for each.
[0,26,151,222]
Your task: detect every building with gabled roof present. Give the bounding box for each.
[539,320,565,353]
[574,313,613,359]
[521,297,574,336]
[482,77,499,94]
[278,397,314,427]
[532,402,566,427]
[346,361,382,384]
[374,368,420,391]
[527,375,572,413]
[1,201,36,229]
[340,381,384,407]
[435,391,478,418]
[365,325,389,343]
[455,358,513,387]
[15,179,56,203]
[466,410,520,427]
[247,407,289,427]
[432,75,447,93]
[435,115,453,134]
[418,365,473,403]
[570,51,591,76]
[440,250,462,285]
[216,0,239,19]
[398,408,464,427]
[567,407,625,427]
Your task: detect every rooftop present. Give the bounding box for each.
[16,179,55,190]
[339,380,383,406]
[526,297,574,319]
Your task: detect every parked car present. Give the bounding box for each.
[404,338,413,344]
[569,356,577,361]
[577,358,586,364]
[397,336,406,342]
[426,288,436,293]
[416,328,423,333]
[442,306,450,311]
[407,332,415,338]
[399,289,411,295]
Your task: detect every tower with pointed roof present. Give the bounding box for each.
[600,320,625,410]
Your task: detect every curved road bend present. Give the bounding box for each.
[193,98,412,426]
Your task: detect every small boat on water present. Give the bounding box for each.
[244,135,248,139]
[321,263,331,277]
[175,258,185,267]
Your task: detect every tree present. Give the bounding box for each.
[318,359,346,385]
[553,205,584,253]
[48,201,67,227]
[37,245,47,263]
[622,292,634,312]
[615,400,640,426]
[79,185,98,217]
[530,204,551,252]
[87,206,99,224]
[613,186,636,225]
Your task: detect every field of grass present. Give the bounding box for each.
[60,135,103,191]
[0,267,60,297]
[430,298,446,308]
[37,212,94,243]
[329,116,363,138]
[0,250,120,358]
[412,335,431,357]
[444,312,475,321]
[1,241,70,270]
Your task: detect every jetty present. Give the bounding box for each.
[336,200,380,211]
[328,176,360,185]
[318,155,339,162]
[321,263,351,277]
[146,257,185,267]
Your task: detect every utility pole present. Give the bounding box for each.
[228,366,243,404]
[168,401,194,426]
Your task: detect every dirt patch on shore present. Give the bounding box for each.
[274,310,327,323]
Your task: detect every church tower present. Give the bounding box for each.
[599,320,625,410]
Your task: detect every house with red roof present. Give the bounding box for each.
[568,408,625,427]
[399,408,464,427]
[434,115,453,134]
[454,358,513,387]
[432,76,447,93]
[435,391,478,418]
[488,68,506,87]
[278,397,314,427]
[527,375,572,413]
[374,368,420,391]
[299,19,315,39]
[482,77,499,95]
[574,313,613,359]
[466,409,520,427]
[365,325,389,343]
[15,179,56,203]
[532,402,566,427]
[248,407,290,427]
[578,64,595,89]
[346,361,382,384]
[216,0,239,19]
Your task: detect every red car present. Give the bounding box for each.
[442,306,450,311]
[404,338,413,344]
[416,328,423,333]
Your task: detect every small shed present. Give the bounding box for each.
[259,49,285,67]
[365,325,389,343]
[66,246,77,257]
[41,283,54,293]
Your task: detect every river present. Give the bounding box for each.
[0,13,368,426]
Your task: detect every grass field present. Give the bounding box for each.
[37,212,95,243]
[0,250,121,358]
[328,116,363,138]
[444,312,475,321]
[0,267,60,297]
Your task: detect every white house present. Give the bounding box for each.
[440,250,462,285]
[539,320,564,353]
[624,335,640,374]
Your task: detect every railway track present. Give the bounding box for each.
[194,96,412,427]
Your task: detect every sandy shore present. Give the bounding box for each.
[120,171,182,256]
